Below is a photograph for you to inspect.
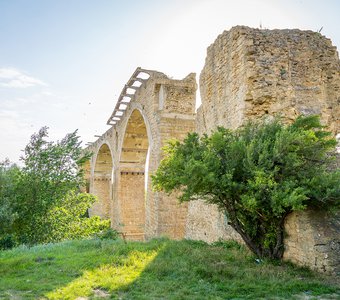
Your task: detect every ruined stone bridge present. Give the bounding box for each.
[85,67,197,240]
[84,26,339,274]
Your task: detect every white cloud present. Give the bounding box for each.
[0,67,47,88]
[0,109,20,119]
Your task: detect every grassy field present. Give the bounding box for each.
[0,238,338,300]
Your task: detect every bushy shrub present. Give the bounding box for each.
[153,115,339,259]
[96,228,120,240]
[43,192,111,243]
[0,234,17,250]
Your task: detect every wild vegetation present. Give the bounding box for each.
[0,127,109,249]
[0,238,338,299]
[153,115,340,259]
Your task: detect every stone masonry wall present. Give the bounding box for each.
[186,26,340,274]
[284,210,340,275]
[91,178,111,218]
[152,74,197,239]
[118,173,145,240]
[197,26,339,134]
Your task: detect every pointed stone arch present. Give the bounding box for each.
[91,143,113,219]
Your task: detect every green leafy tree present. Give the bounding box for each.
[152,116,339,259]
[6,127,109,246]
[0,160,21,248]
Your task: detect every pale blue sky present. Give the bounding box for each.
[1,0,339,162]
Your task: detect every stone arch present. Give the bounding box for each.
[117,108,150,240]
[85,67,197,239]
[117,102,153,149]
[91,142,113,219]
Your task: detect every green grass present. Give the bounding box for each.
[0,238,338,299]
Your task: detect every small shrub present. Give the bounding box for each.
[38,192,111,243]
[96,228,119,240]
[0,234,17,250]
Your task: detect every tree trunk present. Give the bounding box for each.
[229,213,289,260]
[229,221,263,258]
[272,212,291,259]
[225,199,289,260]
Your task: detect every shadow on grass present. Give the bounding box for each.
[0,238,339,300]
[0,238,164,299]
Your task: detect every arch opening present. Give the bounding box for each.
[91,143,113,219]
[118,109,149,240]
